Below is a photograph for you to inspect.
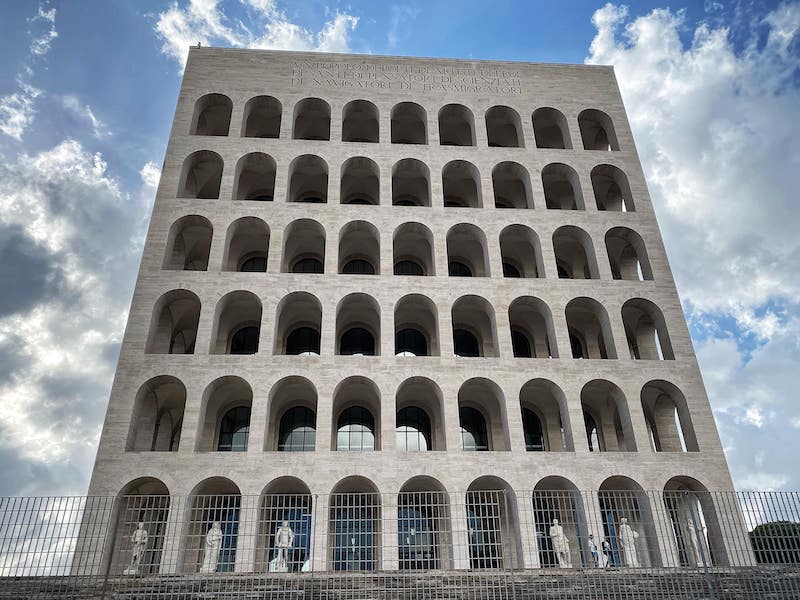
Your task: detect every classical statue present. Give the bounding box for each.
[123,522,148,575]
[618,517,640,567]
[272,520,295,572]
[587,533,599,568]
[200,521,223,573]
[549,518,572,568]
[602,538,612,567]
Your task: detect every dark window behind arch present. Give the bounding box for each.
[240,256,267,272]
[337,406,375,451]
[394,260,424,276]
[342,259,375,275]
[217,406,250,451]
[585,412,600,451]
[460,406,488,451]
[453,329,480,357]
[511,329,532,358]
[396,406,432,451]
[502,262,521,278]
[522,408,544,451]
[278,406,316,452]
[569,331,585,359]
[396,328,428,356]
[230,326,259,354]
[448,261,472,277]
[286,326,320,355]
[292,258,324,274]
[340,327,375,355]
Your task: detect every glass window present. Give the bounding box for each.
[522,408,544,451]
[502,262,521,278]
[340,327,375,355]
[217,406,250,451]
[453,328,480,357]
[331,495,377,571]
[292,258,324,274]
[395,328,428,356]
[585,412,600,452]
[570,331,585,359]
[286,326,320,355]
[240,255,267,272]
[466,494,502,568]
[396,406,431,451]
[230,325,259,354]
[278,407,316,452]
[448,261,472,277]
[460,406,488,451]
[511,329,532,358]
[342,259,375,275]
[398,501,438,570]
[337,406,375,451]
[394,260,424,276]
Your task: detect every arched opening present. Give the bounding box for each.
[485,105,523,147]
[542,163,584,210]
[532,477,587,567]
[329,476,381,571]
[394,294,438,356]
[182,477,241,573]
[287,154,328,203]
[292,97,331,140]
[338,221,380,275]
[396,377,445,451]
[241,95,281,138]
[177,150,223,199]
[553,226,599,279]
[459,378,509,451]
[492,161,533,209]
[592,164,633,211]
[532,107,571,149]
[508,297,556,358]
[581,380,635,452]
[578,109,620,151]
[340,156,380,205]
[663,476,728,567]
[190,93,232,136]
[398,476,452,570]
[111,478,170,575]
[222,217,269,272]
[273,292,322,356]
[452,295,497,357]
[622,298,675,360]
[391,102,427,144]
[565,297,616,359]
[232,152,276,201]
[442,160,482,208]
[163,215,212,270]
[520,379,572,451]
[500,225,544,278]
[439,104,475,146]
[126,377,185,452]
[641,380,698,452]
[598,476,659,567]
[336,293,380,356]
[145,290,200,354]
[392,158,430,206]
[466,476,521,569]
[393,222,435,276]
[606,227,653,281]
[282,219,325,274]
[265,376,317,452]
[447,224,490,277]
[332,377,381,451]
[196,376,253,452]
[342,99,379,142]
[210,290,262,354]
[257,477,312,572]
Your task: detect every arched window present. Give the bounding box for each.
[569,331,585,359]
[503,262,521,278]
[395,328,427,356]
[230,325,259,355]
[241,95,281,138]
[585,413,600,452]
[240,255,267,272]
[511,329,532,358]
[191,94,232,136]
[394,260,424,276]
[292,257,324,274]
[396,406,432,451]
[342,259,375,275]
[278,407,316,452]
[448,261,472,277]
[285,327,320,355]
[339,327,375,355]
[337,406,375,451]
[522,408,544,451]
[460,407,488,451]
[217,406,250,451]
[453,329,480,357]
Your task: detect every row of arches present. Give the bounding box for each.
[165,217,651,283]
[127,375,697,456]
[178,151,634,212]
[112,473,725,576]
[148,290,673,362]
[191,93,619,150]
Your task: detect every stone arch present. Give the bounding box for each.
[232,152,276,201]
[126,376,186,452]
[342,99,379,142]
[578,109,620,151]
[222,217,269,272]
[209,290,262,354]
[452,295,498,358]
[266,376,318,452]
[565,297,616,359]
[287,154,328,203]
[292,97,331,140]
[581,380,636,452]
[394,294,439,356]
[392,158,430,206]
[532,476,587,567]
[241,95,281,138]
[520,379,572,451]
[146,289,200,354]
[641,380,698,452]
[458,378,509,451]
[163,215,212,271]
[492,161,533,209]
[447,223,490,277]
[532,107,571,149]
[196,376,253,452]
[393,222,435,275]
[338,220,380,275]
[273,291,322,356]
[398,475,452,570]
[500,225,544,278]
[606,227,653,281]
[442,160,482,208]
[190,93,232,136]
[336,293,380,356]
[182,477,241,573]
[553,226,599,279]
[391,102,427,144]
[485,105,523,147]
[396,376,446,451]
[466,475,522,568]
[542,163,584,210]
[663,476,728,566]
[622,298,675,360]
[177,150,223,199]
[257,476,313,572]
[591,164,633,211]
[328,476,381,571]
[508,297,556,358]
[282,218,326,273]
[439,103,475,146]
[340,156,380,205]
[598,476,660,567]
[331,376,381,451]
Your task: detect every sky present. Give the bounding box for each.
[0,0,797,497]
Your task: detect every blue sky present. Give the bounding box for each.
[0,0,798,496]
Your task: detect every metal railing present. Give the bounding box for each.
[1,489,799,598]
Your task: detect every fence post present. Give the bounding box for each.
[503,490,517,600]
[686,491,715,600]
[100,496,122,600]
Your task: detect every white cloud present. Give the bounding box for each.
[28,6,58,56]
[155,0,359,69]
[387,5,419,49]
[60,95,110,139]
[140,161,161,188]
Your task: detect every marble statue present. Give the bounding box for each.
[602,538,613,567]
[549,518,572,568]
[200,521,222,573]
[123,522,148,575]
[618,517,640,567]
[587,533,599,568]
[271,520,295,572]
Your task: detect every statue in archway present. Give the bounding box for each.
[618,517,640,567]
[200,521,222,573]
[549,518,572,568]
[270,520,295,572]
[123,522,148,575]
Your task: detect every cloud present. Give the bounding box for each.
[60,95,110,139]
[154,0,359,69]
[140,161,161,188]
[388,5,419,49]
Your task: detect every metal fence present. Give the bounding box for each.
[1,489,800,599]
